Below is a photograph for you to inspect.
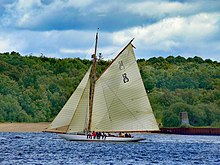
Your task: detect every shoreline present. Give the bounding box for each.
[0,122,50,132]
[1,123,220,135]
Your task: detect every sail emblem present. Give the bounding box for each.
[122,73,129,83]
[118,60,125,70]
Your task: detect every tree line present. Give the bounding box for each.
[0,52,219,127]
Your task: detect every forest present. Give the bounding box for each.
[0,51,219,127]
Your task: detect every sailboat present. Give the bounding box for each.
[45,32,159,142]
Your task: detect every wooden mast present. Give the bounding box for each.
[88,29,98,131]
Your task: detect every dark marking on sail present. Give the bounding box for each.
[118,60,125,70]
[122,73,129,83]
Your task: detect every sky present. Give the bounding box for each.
[0,0,220,61]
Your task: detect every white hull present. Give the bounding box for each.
[59,134,145,142]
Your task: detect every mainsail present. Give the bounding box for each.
[46,67,91,133]
[90,42,159,132]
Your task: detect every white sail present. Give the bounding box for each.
[47,67,91,132]
[67,72,90,133]
[91,43,159,132]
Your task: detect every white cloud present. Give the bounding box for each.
[60,48,92,55]
[2,0,43,28]
[0,29,99,58]
[0,0,220,61]
[15,0,42,10]
[0,35,25,52]
[0,38,12,52]
[126,0,194,18]
[67,0,93,8]
[59,45,120,60]
[126,0,220,19]
[112,13,220,52]
[3,0,101,29]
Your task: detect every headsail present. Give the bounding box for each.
[46,67,91,133]
[91,42,159,132]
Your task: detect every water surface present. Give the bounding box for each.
[0,133,219,164]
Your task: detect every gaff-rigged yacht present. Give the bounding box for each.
[45,32,159,142]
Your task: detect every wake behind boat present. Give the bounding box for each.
[45,31,159,142]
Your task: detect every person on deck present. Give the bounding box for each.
[97,132,101,139]
[92,131,96,139]
[87,132,92,139]
[102,132,107,140]
[119,132,125,137]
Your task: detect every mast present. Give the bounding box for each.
[88,29,98,131]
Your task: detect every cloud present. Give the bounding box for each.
[126,0,220,18]
[0,38,14,52]
[0,0,153,31]
[0,33,26,52]
[67,0,93,8]
[112,12,220,60]
[0,28,103,58]
[126,0,193,18]
[0,0,219,61]
[60,48,90,54]
[1,0,220,32]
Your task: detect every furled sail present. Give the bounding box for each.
[46,67,91,133]
[91,43,159,132]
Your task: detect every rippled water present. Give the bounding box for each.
[0,132,220,165]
